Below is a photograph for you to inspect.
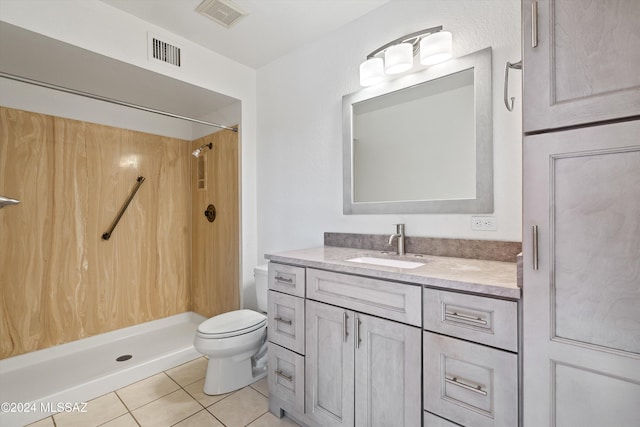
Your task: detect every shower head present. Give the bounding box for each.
[192,142,213,158]
[0,195,20,209]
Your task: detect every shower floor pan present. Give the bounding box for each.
[0,312,205,426]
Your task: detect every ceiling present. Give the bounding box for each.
[99,0,390,69]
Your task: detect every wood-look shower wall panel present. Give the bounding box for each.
[0,107,191,359]
[0,108,58,353]
[191,129,240,318]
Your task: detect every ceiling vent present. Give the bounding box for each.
[148,33,181,67]
[195,0,248,28]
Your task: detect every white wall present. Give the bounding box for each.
[0,0,259,307]
[257,0,522,260]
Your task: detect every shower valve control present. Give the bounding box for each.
[204,204,216,223]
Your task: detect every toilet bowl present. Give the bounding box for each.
[193,264,269,395]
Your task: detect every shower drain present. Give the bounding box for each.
[116,354,133,362]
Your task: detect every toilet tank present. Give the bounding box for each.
[254,264,269,313]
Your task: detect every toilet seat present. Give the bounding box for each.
[197,309,266,339]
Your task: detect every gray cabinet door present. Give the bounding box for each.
[523,120,640,426]
[355,313,421,427]
[423,332,518,427]
[305,300,355,427]
[522,0,640,132]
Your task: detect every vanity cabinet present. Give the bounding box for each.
[266,256,520,427]
[522,0,640,133]
[268,263,422,427]
[305,269,422,427]
[423,289,519,427]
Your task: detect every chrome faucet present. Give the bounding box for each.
[388,224,406,256]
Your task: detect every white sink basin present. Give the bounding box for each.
[346,256,425,269]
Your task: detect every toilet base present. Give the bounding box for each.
[203,355,266,395]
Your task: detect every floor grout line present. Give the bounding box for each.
[27,358,277,427]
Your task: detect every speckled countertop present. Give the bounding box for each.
[265,246,520,299]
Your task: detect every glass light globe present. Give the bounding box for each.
[384,43,413,74]
[359,57,384,86]
[420,31,452,66]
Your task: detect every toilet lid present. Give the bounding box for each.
[197,309,266,337]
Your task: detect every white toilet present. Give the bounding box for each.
[194,264,269,395]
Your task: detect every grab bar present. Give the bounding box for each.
[504,60,522,112]
[0,195,20,209]
[102,176,145,240]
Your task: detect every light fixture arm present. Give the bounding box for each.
[366,25,443,59]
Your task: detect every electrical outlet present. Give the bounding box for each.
[471,216,497,231]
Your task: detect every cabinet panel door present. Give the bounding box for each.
[305,300,355,427]
[522,0,640,132]
[423,288,518,352]
[523,120,640,426]
[424,411,460,427]
[268,343,305,414]
[306,268,422,326]
[423,332,518,427]
[268,290,305,354]
[355,314,421,427]
[269,263,306,297]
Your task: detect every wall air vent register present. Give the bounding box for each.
[148,33,182,67]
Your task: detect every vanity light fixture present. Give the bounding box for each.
[359,26,452,86]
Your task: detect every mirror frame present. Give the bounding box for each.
[342,47,493,214]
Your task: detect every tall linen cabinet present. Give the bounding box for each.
[521,1,640,426]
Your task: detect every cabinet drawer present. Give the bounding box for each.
[268,290,305,354]
[423,331,517,427]
[268,343,304,414]
[306,268,422,327]
[423,288,518,352]
[268,263,305,297]
[424,411,459,427]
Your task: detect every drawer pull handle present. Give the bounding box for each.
[343,312,349,342]
[445,311,487,325]
[274,316,292,325]
[355,316,361,349]
[445,376,487,396]
[275,370,293,382]
[531,0,538,48]
[532,225,539,271]
[274,275,294,284]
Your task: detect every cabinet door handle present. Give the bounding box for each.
[343,312,349,342]
[355,316,361,349]
[445,376,487,396]
[531,0,538,48]
[444,311,487,325]
[274,316,292,325]
[532,225,539,270]
[274,275,293,284]
[275,370,293,382]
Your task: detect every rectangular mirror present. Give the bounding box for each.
[343,47,492,214]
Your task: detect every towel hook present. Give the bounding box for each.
[504,60,522,112]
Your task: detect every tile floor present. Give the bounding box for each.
[26,357,299,427]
